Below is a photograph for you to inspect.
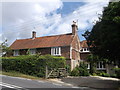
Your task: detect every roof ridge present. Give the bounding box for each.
[80,40,87,42]
[16,33,72,41]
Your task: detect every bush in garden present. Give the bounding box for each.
[70,62,90,76]
[110,74,117,78]
[70,66,79,76]
[2,54,66,78]
[113,68,120,78]
[65,65,71,75]
[98,72,110,77]
[79,62,90,76]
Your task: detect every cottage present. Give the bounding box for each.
[10,21,81,70]
[80,40,116,75]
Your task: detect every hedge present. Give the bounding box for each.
[1,55,66,77]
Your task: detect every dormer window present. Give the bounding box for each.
[81,48,89,52]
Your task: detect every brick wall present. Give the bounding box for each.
[37,46,70,59]
[37,48,51,55]
[19,49,27,55]
[80,52,90,61]
[61,46,70,59]
[18,46,70,59]
[71,35,80,60]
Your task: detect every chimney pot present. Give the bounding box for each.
[32,31,36,39]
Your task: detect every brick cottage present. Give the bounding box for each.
[80,40,116,75]
[10,21,116,74]
[10,21,81,70]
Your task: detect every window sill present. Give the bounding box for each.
[52,54,61,56]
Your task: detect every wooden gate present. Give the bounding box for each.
[46,68,68,78]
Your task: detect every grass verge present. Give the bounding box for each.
[0,70,44,80]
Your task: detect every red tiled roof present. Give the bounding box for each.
[80,40,88,48]
[10,33,74,50]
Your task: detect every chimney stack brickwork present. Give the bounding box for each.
[71,21,78,35]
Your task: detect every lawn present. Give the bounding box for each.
[0,70,43,80]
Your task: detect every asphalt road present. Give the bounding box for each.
[0,75,92,90]
[61,76,120,90]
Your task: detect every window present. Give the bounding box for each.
[96,61,106,69]
[81,48,89,52]
[14,50,19,56]
[30,49,36,55]
[84,48,87,51]
[87,63,90,69]
[51,47,61,56]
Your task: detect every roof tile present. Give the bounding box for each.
[10,33,74,50]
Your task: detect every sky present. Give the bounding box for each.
[0,0,109,46]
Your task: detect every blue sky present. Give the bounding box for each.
[1,0,109,45]
[57,2,85,16]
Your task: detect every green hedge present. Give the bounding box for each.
[2,55,66,77]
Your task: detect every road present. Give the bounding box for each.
[61,76,120,90]
[0,75,92,90]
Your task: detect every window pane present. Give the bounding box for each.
[55,48,56,54]
[81,49,83,51]
[51,47,61,55]
[103,62,106,68]
[57,47,59,54]
[97,62,99,68]
[84,48,86,51]
[87,48,89,51]
[100,62,102,68]
[87,63,90,69]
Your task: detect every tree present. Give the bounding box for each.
[0,40,12,57]
[83,2,120,67]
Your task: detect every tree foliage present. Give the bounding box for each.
[0,40,12,57]
[83,2,120,66]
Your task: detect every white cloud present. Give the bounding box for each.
[2,1,63,45]
[1,1,109,46]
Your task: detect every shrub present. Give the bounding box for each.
[113,68,120,78]
[2,55,66,78]
[70,62,90,76]
[79,62,89,76]
[65,65,71,75]
[70,67,79,76]
[99,72,110,77]
[92,73,97,76]
[110,74,117,78]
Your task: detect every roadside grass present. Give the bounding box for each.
[0,70,44,80]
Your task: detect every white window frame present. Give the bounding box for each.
[87,63,90,69]
[13,50,19,56]
[30,49,36,55]
[83,48,89,52]
[51,47,61,56]
[81,48,89,52]
[96,61,106,70]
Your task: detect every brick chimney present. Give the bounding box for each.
[32,31,36,39]
[71,21,78,35]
